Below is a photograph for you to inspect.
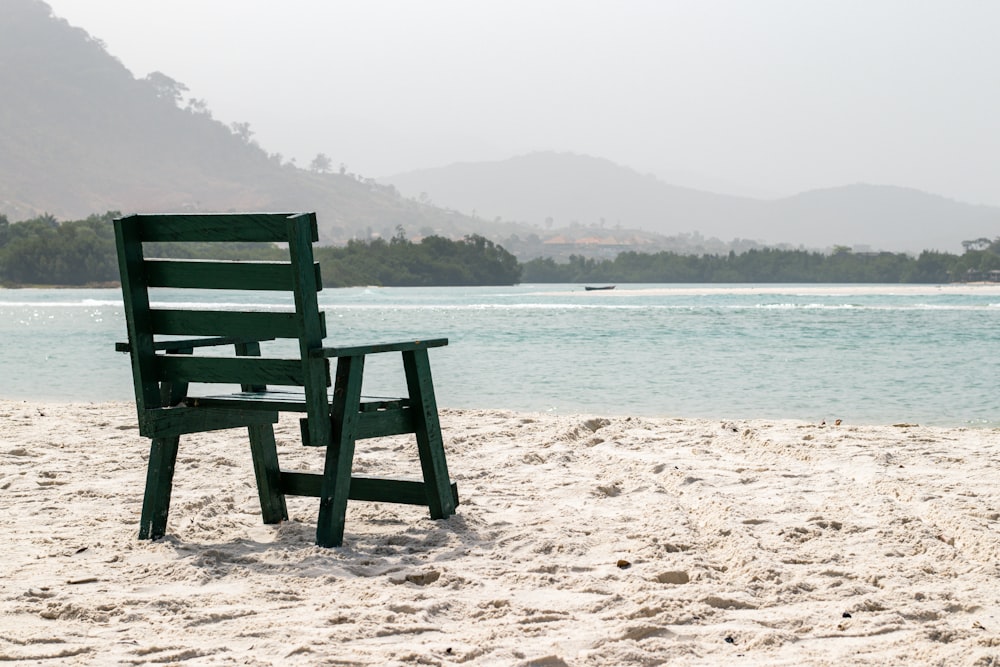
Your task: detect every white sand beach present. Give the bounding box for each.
[2,400,999,665]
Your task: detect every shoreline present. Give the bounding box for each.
[5,398,995,429]
[3,399,999,664]
[556,282,1000,297]
[5,281,1000,294]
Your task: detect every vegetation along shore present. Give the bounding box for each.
[3,211,1000,287]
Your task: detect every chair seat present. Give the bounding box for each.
[186,390,409,413]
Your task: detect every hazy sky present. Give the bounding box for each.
[44,0,1000,205]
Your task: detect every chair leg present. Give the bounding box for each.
[139,435,180,540]
[247,424,288,524]
[316,355,364,547]
[236,343,288,525]
[402,349,457,519]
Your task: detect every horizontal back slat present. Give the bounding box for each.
[151,310,326,339]
[145,259,322,291]
[156,356,316,387]
[126,212,317,243]
[115,212,331,418]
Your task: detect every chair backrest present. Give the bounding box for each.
[114,212,331,445]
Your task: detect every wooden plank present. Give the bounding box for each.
[138,406,278,438]
[312,338,448,358]
[156,356,309,386]
[403,348,457,519]
[316,354,366,546]
[354,407,415,439]
[159,348,191,406]
[127,212,317,243]
[116,335,276,353]
[185,391,402,412]
[247,424,288,524]
[279,471,323,496]
[236,340,267,392]
[236,339,288,524]
[358,397,409,413]
[349,477,459,507]
[115,216,163,412]
[279,472,458,507]
[287,214,331,450]
[187,392,310,412]
[295,406,419,443]
[150,310,325,339]
[144,259,322,291]
[138,436,180,540]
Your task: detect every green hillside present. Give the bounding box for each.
[0,0,486,244]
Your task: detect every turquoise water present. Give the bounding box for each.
[2,284,1000,426]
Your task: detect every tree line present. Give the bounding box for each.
[520,247,963,283]
[0,213,521,287]
[2,212,999,287]
[314,228,521,286]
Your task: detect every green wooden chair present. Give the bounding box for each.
[114,212,458,547]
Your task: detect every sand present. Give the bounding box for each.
[1,400,999,666]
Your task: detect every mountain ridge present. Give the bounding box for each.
[382,151,1000,253]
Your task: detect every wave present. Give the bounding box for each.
[2,300,997,313]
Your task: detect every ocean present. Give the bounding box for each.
[3,283,999,427]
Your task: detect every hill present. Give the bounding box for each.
[8,1,998,257]
[0,0,490,244]
[382,152,1000,254]
[759,185,1000,255]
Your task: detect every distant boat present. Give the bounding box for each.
[584,285,616,291]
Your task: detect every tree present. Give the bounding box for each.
[185,98,211,117]
[309,153,333,173]
[230,121,254,144]
[962,237,992,252]
[144,71,188,106]
[311,234,521,286]
[905,251,952,283]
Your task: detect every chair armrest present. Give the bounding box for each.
[115,336,276,353]
[310,337,448,358]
